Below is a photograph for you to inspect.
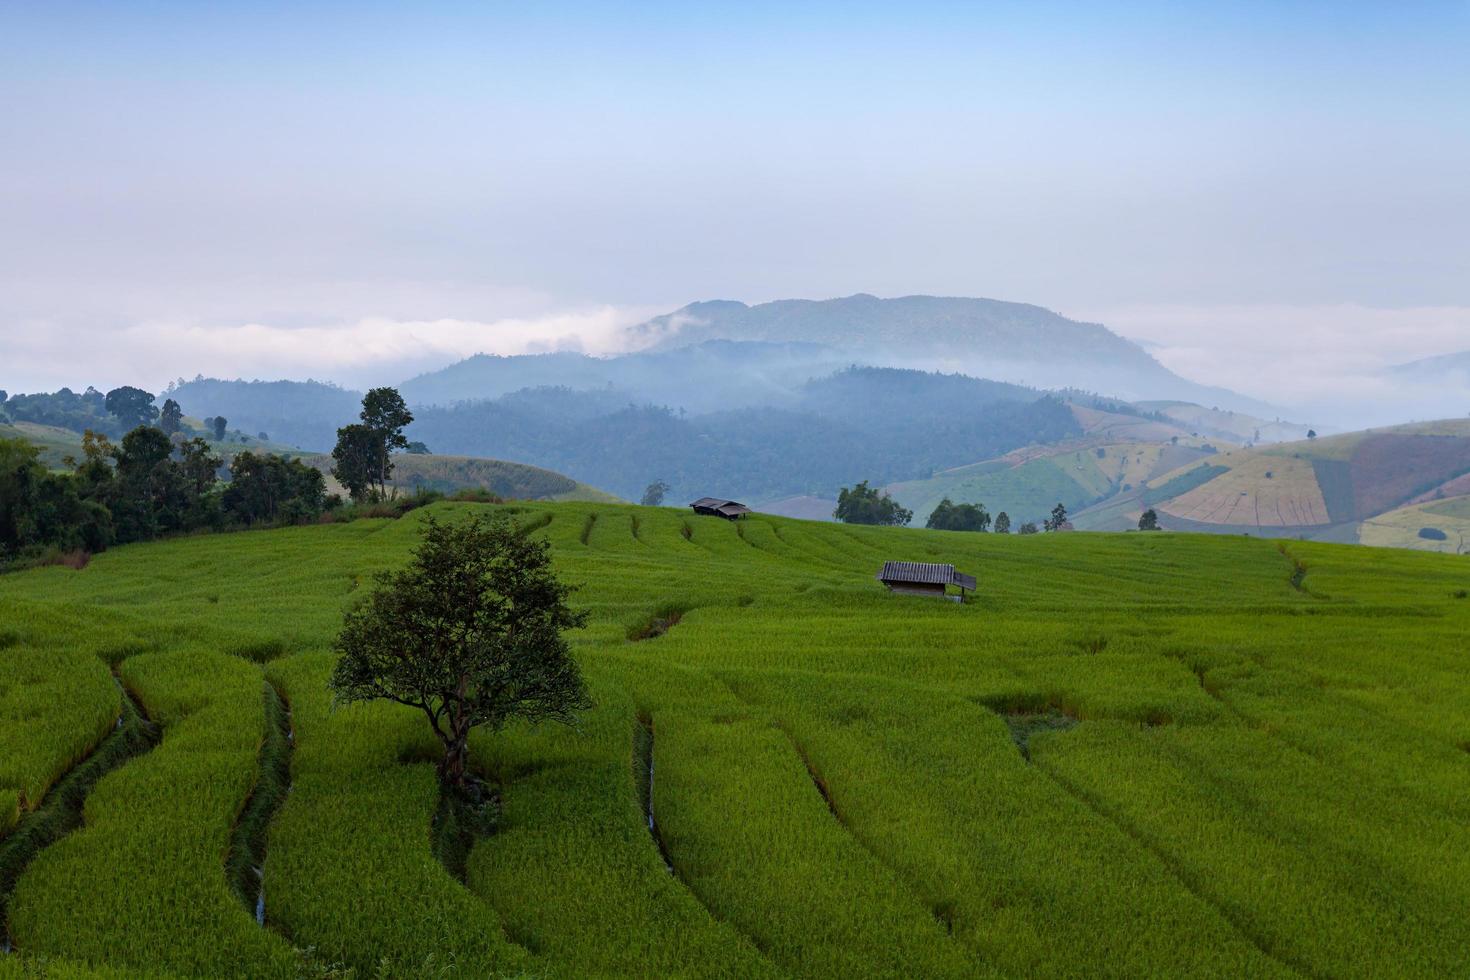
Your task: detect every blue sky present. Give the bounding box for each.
[2,1,1467,411]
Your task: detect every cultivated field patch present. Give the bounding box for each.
[1160,455,1329,526]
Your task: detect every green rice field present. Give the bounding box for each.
[2,501,1469,977]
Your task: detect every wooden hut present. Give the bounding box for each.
[690,497,752,521]
[876,561,976,602]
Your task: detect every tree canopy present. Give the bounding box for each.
[159,398,184,435]
[834,481,913,526]
[925,497,991,532]
[329,514,590,792]
[330,423,378,502]
[104,386,159,430]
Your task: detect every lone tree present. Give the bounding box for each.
[640,480,671,506]
[1044,502,1069,532]
[211,416,228,441]
[1138,508,1161,531]
[329,515,590,794]
[1307,429,1317,440]
[361,387,413,496]
[834,480,913,526]
[333,387,414,501]
[993,511,1011,534]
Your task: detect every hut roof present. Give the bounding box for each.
[690,497,752,518]
[877,561,976,590]
[690,497,731,509]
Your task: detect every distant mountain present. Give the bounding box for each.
[398,340,845,412]
[628,294,1281,415]
[1388,350,1470,381]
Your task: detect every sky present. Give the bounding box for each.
[2,1,1467,422]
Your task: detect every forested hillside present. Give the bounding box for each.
[407,369,1079,502]
[160,366,1081,504]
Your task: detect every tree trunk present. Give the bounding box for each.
[439,735,469,790]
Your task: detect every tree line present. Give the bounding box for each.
[0,428,327,565]
[832,482,1077,535]
[0,385,242,443]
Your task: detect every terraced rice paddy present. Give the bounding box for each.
[2,501,1470,977]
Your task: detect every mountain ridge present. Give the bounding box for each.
[626,293,1282,415]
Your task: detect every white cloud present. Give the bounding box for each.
[1076,303,1470,427]
[1,307,660,393]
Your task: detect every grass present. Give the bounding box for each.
[0,500,1468,976]
[6,651,301,977]
[0,676,158,936]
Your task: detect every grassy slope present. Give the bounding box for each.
[884,403,1212,526]
[1,505,1469,976]
[888,441,1189,527]
[1136,401,1310,444]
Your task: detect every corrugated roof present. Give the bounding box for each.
[876,561,977,589]
[877,561,956,585]
[690,497,734,508]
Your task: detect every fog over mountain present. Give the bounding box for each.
[624,294,1282,416]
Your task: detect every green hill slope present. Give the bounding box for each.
[300,451,621,503]
[2,503,1469,977]
[883,403,1210,526]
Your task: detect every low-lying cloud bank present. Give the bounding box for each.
[1085,303,1470,429]
[3,307,658,393]
[5,300,1468,433]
